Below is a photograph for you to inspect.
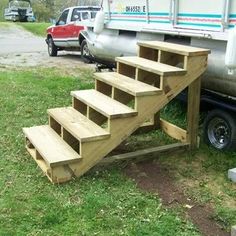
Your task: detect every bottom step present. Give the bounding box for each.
[23,125,82,183]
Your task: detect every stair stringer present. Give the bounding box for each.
[62,54,208,180]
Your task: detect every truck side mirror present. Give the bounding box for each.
[94,11,105,35]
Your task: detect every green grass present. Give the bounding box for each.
[158,100,236,230]
[0,68,201,235]
[0,22,10,28]
[18,22,51,37]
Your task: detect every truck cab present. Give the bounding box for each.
[46,6,100,57]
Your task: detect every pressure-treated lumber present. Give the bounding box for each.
[116,56,186,76]
[160,119,187,143]
[101,143,189,165]
[186,77,202,149]
[71,89,137,119]
[94,72,162,96]
[138,41,211,56]
[23,41,209,183]
[48,107,110,142]
[23,125,81,167]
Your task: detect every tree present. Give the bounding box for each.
[0,0,101,22]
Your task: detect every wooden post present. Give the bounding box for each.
[186,76,201,150]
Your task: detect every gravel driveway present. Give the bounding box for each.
[0,24,93,69]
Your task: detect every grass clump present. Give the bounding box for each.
[18,22,51,37]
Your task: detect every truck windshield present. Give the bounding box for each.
[10,1,30,8]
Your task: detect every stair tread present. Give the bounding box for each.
[71,89,137,119]
[116,56,186,76]
[48,107,110,142]
[138,41,211,56]
[94,72,162,96]
[23,125,81,167]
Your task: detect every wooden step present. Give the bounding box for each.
[116,56,186,76]
[138,41,210,56]
[48,107,110,142]
[94,72,162,96]
[71,89,138,119]
[23,125,81,167]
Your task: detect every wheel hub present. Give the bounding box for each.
[208,117,230,149]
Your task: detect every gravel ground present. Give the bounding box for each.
[0,24,94,70]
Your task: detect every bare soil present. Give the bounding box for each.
[125,160,230,236]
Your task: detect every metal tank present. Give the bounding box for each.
[86,28,236,98]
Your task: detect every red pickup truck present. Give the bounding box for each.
[46,6,100,60]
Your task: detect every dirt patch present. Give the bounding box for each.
[125,160,230,236]
[0,51,95,70]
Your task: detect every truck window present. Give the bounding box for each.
[58,9,69,25]
[91,11,98,19]
[82,12,89,20]
[71,8,81,22]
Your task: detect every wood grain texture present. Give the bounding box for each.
[116,56,187,76]
[23,125,81,167]
[138,41,211,56]
[48,107,110,142]
[71,89,138,119]
[94,72,162,96]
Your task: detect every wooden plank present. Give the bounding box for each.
[160,118,187,143]
[71,89,138,119]
[138,41,211,56]
[116,56,186,76]
[48,107,110,142]
[94,72,162,96]
[23,125,81,167]
[117,62,136,78]
[100,143,189,165]
[186,77,202,149]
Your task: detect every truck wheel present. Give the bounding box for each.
[203,109,236,151]
[81,40,91,63]
[48,38,58,57]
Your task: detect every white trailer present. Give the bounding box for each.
[78,0,236,151]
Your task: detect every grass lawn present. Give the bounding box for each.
[18,22,51,37]
[0,22,10,28]
[0,68,203,235]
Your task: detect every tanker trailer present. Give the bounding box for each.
[78,0,236,151]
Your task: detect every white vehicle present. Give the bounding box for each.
[78,0,236,151]
[4,0,35,22]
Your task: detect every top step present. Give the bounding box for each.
[138,41,211,56]
[94,72,162,96]
[23,125,81,168]
[116,56,186,76]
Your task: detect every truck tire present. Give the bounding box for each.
[203,109,236,151]
[81,40,91,63]
[48,38,58,57]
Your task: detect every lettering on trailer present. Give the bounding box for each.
[126,6,146,13]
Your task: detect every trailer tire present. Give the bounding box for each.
[48,37,58,57]
[81,40,92,63]
[203,109,236,151]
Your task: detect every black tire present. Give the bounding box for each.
[81,40,92,63]
[48,37,58,57]
[203,109,236,151]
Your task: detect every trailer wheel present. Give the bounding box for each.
[203,109,236,151]
[48,38,58,57]
[81,40,92,63]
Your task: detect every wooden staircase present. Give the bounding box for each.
[23,41,210,183]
